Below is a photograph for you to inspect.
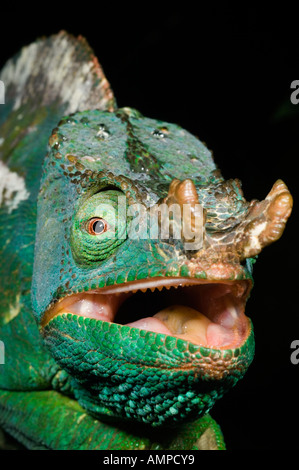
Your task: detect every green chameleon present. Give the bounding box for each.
[0,31,293,450]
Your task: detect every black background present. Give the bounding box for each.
[0,5,298,450]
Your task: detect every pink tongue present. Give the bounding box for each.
[126,317,173,335]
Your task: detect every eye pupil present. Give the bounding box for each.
[93,220,105,234]
[88,218,107,235]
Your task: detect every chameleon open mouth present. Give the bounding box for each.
[42,278,252,350]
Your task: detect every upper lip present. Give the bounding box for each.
[41,276,252,351]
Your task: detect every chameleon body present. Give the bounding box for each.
[0,32,293,450]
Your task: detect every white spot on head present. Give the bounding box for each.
[0,161,30,213]
[243,221,267,257]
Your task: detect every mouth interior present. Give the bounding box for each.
[43,278,251,350]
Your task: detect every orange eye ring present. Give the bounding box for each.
[87,218,108,235]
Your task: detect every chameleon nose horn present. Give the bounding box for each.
[239,179,293,259]
[167,178,199,206]
[163,178,206,248]
[164,178,202,208]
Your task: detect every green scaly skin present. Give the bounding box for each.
[0,32,292,450]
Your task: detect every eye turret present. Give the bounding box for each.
[71,190,127,265]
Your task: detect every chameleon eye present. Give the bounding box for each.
[87,218,108,235]
[71,190,127,265]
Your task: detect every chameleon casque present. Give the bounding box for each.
[0,31,293,450]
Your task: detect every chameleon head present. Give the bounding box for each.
[32,108,292,427]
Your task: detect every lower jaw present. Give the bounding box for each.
[42,313,255,426]
[46,310,250,351]
[45,310,251,352]
[43,312,254,380]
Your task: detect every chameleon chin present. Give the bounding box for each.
[0,31,292,450]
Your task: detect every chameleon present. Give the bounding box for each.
[0,31,293,450]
